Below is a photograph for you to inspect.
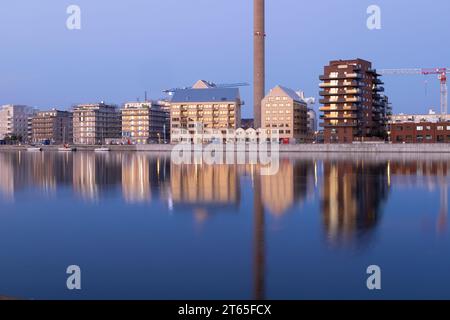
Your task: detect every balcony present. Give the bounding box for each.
[319,80,362,88]
[320,114,358,120]
[368,68,381,76]
[320,73,362,80]
[320,105,359,112]
[345,89,361,94]
[320,97,361,104]
[346,73,363,79]
[320,122,358,128]
[319,89,361,96]
[345,97,361,103]
[374,79,384,85]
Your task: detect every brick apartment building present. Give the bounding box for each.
[390,113,450,143]
[319,59,390,143]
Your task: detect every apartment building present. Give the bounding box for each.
[121,101,170,144]
[31,109,73,145]
[261,85,308,143]
[390,112,450,143]
[0,104,36,142]
[319,59,388,143]
[72,103,121,145]
[170,81,242,143]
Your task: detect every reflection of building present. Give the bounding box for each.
[73,103,121,145]
[260,159,314,216]
[321,160,389,246]
[29,152,73,191]
[319,59,388,143]
[121,101,170,144]
[0,105,37,142]
[261,85,308,143]
[0,152,16,200]
[0,152,73,200]
[389,160,450,188]
[72,152,122,200]
[170,80,242,143]
[121,154,171,203]
[31,109,73,145]
[170,164,240,208]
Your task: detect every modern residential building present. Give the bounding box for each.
[0,105,36,142]
[170,80,242,143]
[31,109,73,145]
[261,85,308,143]
[319,59,388,143]
[72,103,121,145]
[390,111,450,143]
[121,101,170,144]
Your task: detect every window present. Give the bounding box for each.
[417,126,423,131]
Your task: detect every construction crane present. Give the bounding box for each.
[163,82,249,95]
[378,68,450,115]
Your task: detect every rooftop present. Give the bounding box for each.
[171,87,240,104]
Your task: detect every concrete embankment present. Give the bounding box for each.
[2,144,450,153]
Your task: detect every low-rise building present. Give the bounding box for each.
[72,103,121,145]
[0,104,37,143]
[121,101,170,144]
[390,111,450,143]
[31,109,73,145]
[261,85,308,143]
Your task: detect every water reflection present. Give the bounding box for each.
[321,160,390,247]
[0,151,449,299]
[1,152,448,232]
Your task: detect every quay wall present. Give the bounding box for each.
[2,144,450,153]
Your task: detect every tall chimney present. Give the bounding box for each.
[254,0,265,129]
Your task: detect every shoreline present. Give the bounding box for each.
[2,144,450,153]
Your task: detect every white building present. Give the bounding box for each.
[0,105,37,142]
[307,109,318,133]
[391,109,450,124]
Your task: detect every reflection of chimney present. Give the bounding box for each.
[254,0,265,129]
[253,173,265,300]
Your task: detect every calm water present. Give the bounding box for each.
[0,151,449,300]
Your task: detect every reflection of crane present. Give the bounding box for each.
[378,68,450,115]
[163,82,249,96]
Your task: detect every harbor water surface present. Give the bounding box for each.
[0,151,449,300]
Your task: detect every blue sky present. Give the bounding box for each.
[1,0,450,118]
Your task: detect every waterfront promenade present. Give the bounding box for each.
[2,143,450,153]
